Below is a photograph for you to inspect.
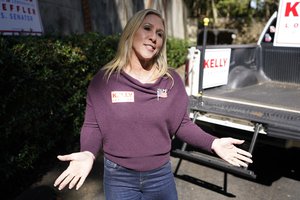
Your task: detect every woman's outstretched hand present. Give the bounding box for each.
[211,138,253,167]
[54,151,95,190]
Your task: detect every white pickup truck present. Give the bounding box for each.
[172,1,300,185]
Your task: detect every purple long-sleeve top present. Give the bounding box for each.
[80,69,216,171]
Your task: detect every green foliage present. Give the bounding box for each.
[0,33,118,198]
[185,0,278,22]
[167,37,190,68]
[216,0,250,18]
[184,0,278,43]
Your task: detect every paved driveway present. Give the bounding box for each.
[23,143,299,200]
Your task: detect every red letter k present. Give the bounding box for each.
[285,2,299,16]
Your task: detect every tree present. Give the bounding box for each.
[184,0,278,43]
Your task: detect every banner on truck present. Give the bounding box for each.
[274,0,300,47]
[186,48,231,96]
[0,0,43,35]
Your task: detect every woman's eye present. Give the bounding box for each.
[144,26,151,31]
[157,32,164,38]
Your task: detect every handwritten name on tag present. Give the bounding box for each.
[111,91,134,103]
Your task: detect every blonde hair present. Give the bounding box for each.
[102,9,172,81]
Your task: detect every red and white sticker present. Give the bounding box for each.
[111,91,134,103]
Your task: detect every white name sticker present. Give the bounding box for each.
[111,91,134,103]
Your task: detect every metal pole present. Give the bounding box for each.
[198,18,209,97]
[249,123,262,154]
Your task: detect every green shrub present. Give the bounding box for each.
[167,37,190,68]
[0,33,119,198]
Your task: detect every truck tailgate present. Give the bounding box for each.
[190,81,300,140]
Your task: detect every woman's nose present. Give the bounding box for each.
[149,31,157,43]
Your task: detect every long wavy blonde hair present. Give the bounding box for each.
[102,9,171,81]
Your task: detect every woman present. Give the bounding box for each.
[54,9,252,200]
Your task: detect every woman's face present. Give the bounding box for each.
[132,14,165,65]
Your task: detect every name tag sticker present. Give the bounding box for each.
[111,91,134,103]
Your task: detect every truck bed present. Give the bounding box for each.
[189,40,300,141]
[204,81,300,112]
[189,81,300,140]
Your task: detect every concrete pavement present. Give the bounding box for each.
[24,145,299,200]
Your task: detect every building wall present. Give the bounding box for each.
[38,0,187,38]
[88,0,145,35]
[38,0,85,35]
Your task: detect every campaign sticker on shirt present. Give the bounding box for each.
[111,91,134,103]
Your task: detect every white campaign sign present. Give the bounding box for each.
[0,0,43,35]
[274,0,300,47]
[186,48,231,96]
[202,48,231,89]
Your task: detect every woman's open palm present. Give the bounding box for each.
[54,151,95,190]
[212,138,253,167]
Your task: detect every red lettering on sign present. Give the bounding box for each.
[223,58,228,67]
[285,2,299,16]
[210,59,215,67]
[1,3,36,15]
[204,58,228,68]
[204,59,209,68]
